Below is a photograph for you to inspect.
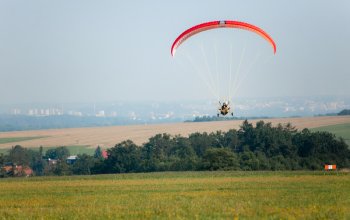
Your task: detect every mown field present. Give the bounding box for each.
[312,123,350,146]
[0,171,349,219]
[0,136,47,145]
[1,116,350,149]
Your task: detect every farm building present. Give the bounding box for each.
[1,163,33,177]
[66,155,77,164]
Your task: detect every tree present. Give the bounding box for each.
[141,133,175,171]
[189,132,214,157]
[269,155,287,170]
[202,148,239,171]
[169,136,198,171]
[237,120,255,152]
[94,146,103,159]
[223,129,240,152]
[45,146,70,160]
[106,140,141,173]
[338,109,350,115]
[239,148,259,170]
[53,161,72,176]
[72,154,95,175]
[30,146,45,176]
[8,145,31,165]
[0,153,6,178]
[0,153,4,166]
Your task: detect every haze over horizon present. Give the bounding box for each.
[1,1,350,104]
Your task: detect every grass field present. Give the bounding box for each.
[0,136,47,145]
[312,123,350,146]
[42,145,95,155]
[0,171,349,219]
[0,145,95,156]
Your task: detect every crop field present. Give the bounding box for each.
[0,136,47,145]
[312,123,350,146]
[0,116,349,150]
[0,171,349,219]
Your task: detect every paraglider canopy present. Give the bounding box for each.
[170,20,277,117]
[171,20,276,56]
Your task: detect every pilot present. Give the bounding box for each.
[221,101,229,110]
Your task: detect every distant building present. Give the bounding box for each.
[68,111,83,116]
[48,158,58,166]
[110,111,118,117]
[66,155,77,164]
[102,150,108,159]
[1,163,33,177]
[11,108,21,115]
[2,163,13,174]
[96,110,105,117]
[16,165,33,177]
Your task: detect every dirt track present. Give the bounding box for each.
[0,116,349,148]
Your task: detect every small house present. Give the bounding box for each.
[48,158,58,166]
[102,150,108,159]
[66,155,77,164]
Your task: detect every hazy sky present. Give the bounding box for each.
[1,0,349,104]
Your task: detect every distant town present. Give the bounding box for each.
[2,96,350,120]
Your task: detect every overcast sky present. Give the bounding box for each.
[0,0,349,104]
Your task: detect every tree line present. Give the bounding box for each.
[188,115,271,122]
[1,120,349,177]
[338,109,350,116]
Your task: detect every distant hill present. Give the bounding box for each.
[0,115,143,132]
[187,115,272,123]
[338,109,350,116]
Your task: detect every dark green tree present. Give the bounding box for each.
[0,153,4,166]
[237,120,255,152]
[141,133,174,171]
[202,148,239,171]
[94,146,103,159]
[169,136,198,171]
[72,154,95,175]
[45,146,70,160]
[338,109,350,115]
[30,146,45,176]
[223,129,240,152]
[8,145,31,165]
[106,140,141,173]
[189,132,214,157]
[53,161,72,176]
[239,148,259,170]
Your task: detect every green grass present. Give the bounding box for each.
[0,171,349,219]
[0,148,10,154]
[40,145,95,155]
[311,123,350,146]
[0,145,95,156]
[0,136,48,144]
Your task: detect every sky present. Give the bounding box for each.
[0,0,349,104]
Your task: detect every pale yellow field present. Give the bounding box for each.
[0,116,349,149]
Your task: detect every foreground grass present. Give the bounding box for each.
[0,171,349,219]
[312,123,350,146]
